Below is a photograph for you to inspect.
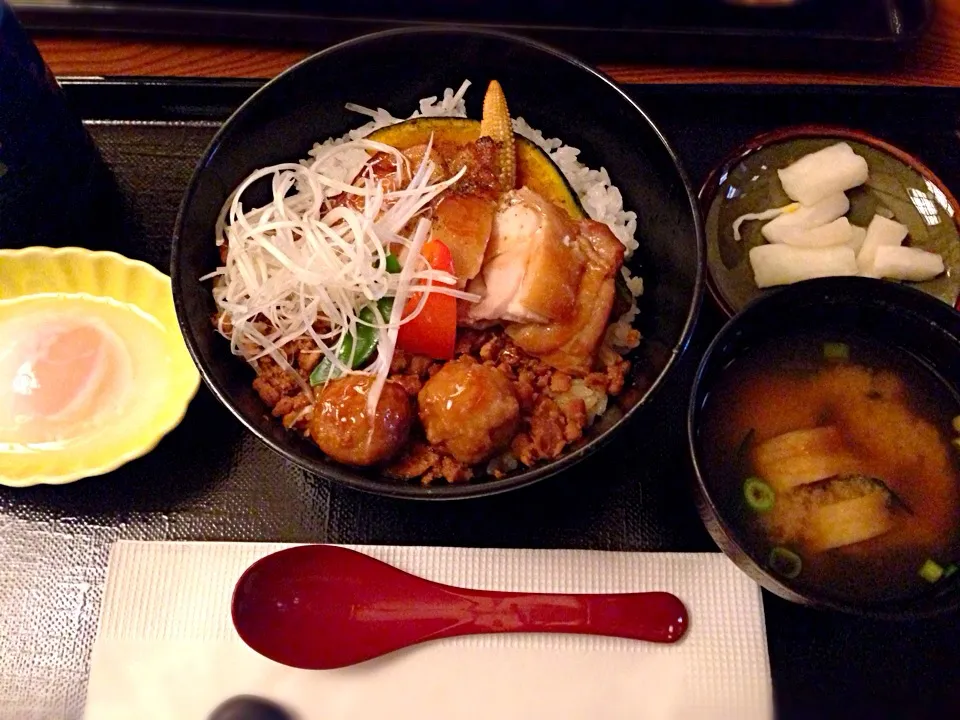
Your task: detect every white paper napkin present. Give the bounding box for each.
[84,542,772,720]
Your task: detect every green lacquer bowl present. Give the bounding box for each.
[701,125,960,317]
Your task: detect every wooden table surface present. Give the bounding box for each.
[32,0,960,85]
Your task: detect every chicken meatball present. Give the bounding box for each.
[310,376,412,466]
[418,358,520,464]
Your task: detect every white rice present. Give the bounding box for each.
[566,378,609,423]
[304,80,643,340]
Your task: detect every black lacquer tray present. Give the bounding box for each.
[0,80,958,719]
[11,0,934,68]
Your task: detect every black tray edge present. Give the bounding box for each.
[59,77,960,124]
[21,1,935,69]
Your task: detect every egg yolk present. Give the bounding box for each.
[9,322,108,420]
[0,315,131,444]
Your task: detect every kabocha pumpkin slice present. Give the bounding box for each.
[515,141,583,220]
[367,117,479,150]
[479,80,517,192]
[367,118,583,219]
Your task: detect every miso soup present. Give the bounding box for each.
[698,332,960,603]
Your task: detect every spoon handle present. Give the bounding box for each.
[437,588,688,644]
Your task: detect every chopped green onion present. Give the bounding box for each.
[952,415,960,434]
[823,342,850,361]
[769,547,802,579]
[743,477,775,512]
[943,564,957,579]
[309,304,385,386]
[918,558,944,583]
[384,253,402,273]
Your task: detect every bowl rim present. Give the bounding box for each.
[171,26,705,500]
[687,275,960,618]
[698,122,960,319]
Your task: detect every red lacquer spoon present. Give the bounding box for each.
[231,545,689,669]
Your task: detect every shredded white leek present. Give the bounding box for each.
[732,203,799,241]
[206,136,479,413]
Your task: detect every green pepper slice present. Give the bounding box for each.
[384,253,402,273]
[308,304,385,385]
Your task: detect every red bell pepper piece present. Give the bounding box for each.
[396,239,457,360]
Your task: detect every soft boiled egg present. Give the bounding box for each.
[0,293,172,452]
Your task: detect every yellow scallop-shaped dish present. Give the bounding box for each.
[0,247,200,486]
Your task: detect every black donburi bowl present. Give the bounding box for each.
[689,277,960,618]
[172,28,704,499]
